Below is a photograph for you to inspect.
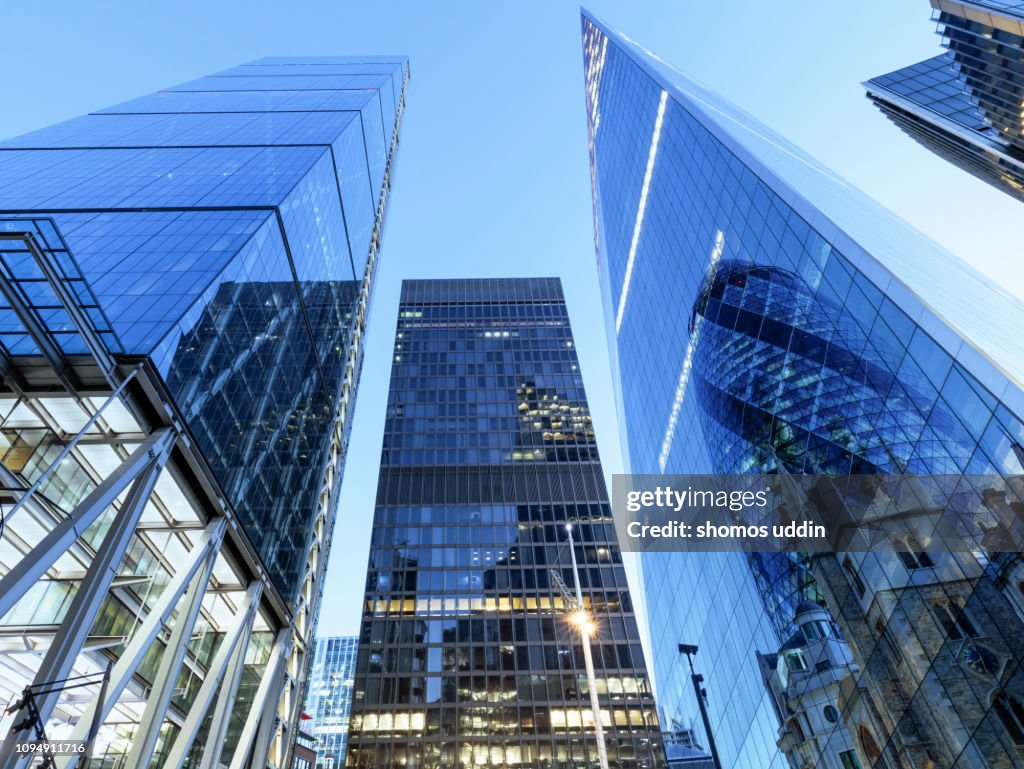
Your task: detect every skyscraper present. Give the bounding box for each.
[865,3,1024,202]
[305,636,360,769]
[583,10,1024,769]
[0,55,407,768]
[345,278,664,768]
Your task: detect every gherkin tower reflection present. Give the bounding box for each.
[688,260,974,639]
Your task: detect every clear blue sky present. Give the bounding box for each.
[2,1,1021,637]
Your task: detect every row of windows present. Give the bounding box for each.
[398,303,569,319]
[349,705,659,736]
[358,641,644,672]
[385,415,586,434]
[372,504,610,526]
[345,736,661,769]
[369,520,616,545]
[365,591,633,618]
[388,386,585,403]
[395,325,573,339]
[388,375,583,391]
[353,672,653,709]
[360,615,641,645]
[383,431,591,449]
[391,364,579,381]
[367,566,627,595]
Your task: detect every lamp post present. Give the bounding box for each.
[677,644,722,769]
[550,523,610,769]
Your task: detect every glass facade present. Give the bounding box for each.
[0,55,409,598]
[346,278,664,768]
[584,10,1024,769]
[305,636,361,769]
[865,4,1024,202]
[0,55,408,769]
[938,1,1024,150]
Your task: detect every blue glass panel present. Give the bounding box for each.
[332,119,375,276]
[0,111,360,149]
[168,74,391,92]
[96,89,376,115]
[583,12,1024,769]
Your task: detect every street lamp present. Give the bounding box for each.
[550,523,610,769]
[677,644,722,769]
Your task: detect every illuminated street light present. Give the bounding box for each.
[550,523,610,769]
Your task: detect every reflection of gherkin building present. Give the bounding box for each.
[688,260,981,640]
[584,10,1024,769]
[347,278,665,768]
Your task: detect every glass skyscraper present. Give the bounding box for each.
[583,10,1024,769]
[305,636,360,769]
[0,56,407,768]
[865,3,1024,202]
[345,278,664,768]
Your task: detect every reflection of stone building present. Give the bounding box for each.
[758,601,865,769]
[347,278,664,768]
[293,730,319,769]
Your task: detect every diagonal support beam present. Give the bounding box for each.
[228,629,291,769]
[54,517,227,769]
[121,532,226,769]
[162,582,263,769]
[0,429,175,622]
[0,429,173,769]
[196,609,253,769]
[18,232,119,380]
[3,366,141,527]
[0,245,79,392]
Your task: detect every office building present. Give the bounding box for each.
[304,636,360,769]
[345,278,664,768]
[293,731,319,769]
[865,3,1024,202]
[0,55,407,768]
[583,9,1024,769]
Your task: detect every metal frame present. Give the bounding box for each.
[54,518,227,769]
[0,222,286,769]
[161,582,262,769]
[0,59,408,761]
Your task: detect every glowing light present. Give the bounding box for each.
[615,90,668,335]
[658,230,725,471]
[570,610,596,636]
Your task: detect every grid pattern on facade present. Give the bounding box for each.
[0,56,408,596]
[0,54,408,769]
[864,20,1024,202]
[345,278,664,769]
[305,636,360,769]
[584,11,1024,769]
[868,54,988,130]
[938,8,1024,151]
